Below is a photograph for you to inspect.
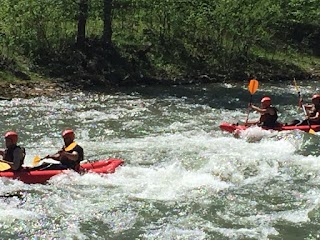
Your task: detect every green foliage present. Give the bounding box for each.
[0,0,78,57]
[283,0,320,24]
[0,0,319,82]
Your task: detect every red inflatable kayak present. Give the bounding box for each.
[219,122,320,133]
[0,158,124,184]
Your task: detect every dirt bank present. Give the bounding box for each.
[0,80,67,100]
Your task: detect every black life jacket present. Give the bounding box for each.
[4,145,26,170]
[60,143,84,171]
[260,106,278,127]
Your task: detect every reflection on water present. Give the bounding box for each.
[0,81,320,239]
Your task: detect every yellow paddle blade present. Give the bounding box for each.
[248,79,259,95]
[293,78,300,93]
[309,128,316,134]
[32,156,41,166]
[0,162,11,171]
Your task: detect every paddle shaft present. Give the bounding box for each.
[293,79,315,134]
[245,95,253,123]
[245,79,259,123]
[302,105,313,128]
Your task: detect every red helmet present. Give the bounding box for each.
[312,94,320,100]
[4,131,18,144]
[62,129,75,140]
[261,97,271,103]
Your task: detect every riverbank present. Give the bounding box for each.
[0,79,66,100]
[0,71,319,100]
[0,57,319,100]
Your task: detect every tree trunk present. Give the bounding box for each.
[102,0,113,46]
[77,0,88,49]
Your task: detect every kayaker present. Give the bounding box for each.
[0,131,25,171]
[44,129,84,171]
[245,96,280,128]
[295,94,320,125]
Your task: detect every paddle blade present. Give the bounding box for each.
[32,156,41,166]
[309,128,316,134]
[0,162,11,171]
[248,79,259,95]
[293,78,300,93]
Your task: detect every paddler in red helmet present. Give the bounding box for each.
[0,131,25,171]
[246,96,280,128]
[45,129,84,171]
[295,94,320,125]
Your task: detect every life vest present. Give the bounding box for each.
[60,142,84,171]
[4,145,25,170]
[260,106,278,127]
[307,104,320,124]
[309,104,320,117]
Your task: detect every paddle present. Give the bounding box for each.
[32,142,78,166]
[293,78,315,134]
[245,79,259,123]
[302,105,316,134]
[0,162,11,171]
[32,155,46,166]
[293,78,301,107]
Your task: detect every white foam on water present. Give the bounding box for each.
[47,170,115,187]
[211,225,279,240]
[0,207,40,222]
[1,82,320,239]
[142,225,207,240]
[110,163,230,202]
[238,126,278,142]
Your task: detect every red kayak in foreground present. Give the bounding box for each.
[0,158,124,184]
[219,122,320,134]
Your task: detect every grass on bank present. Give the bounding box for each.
[1,41,320,85]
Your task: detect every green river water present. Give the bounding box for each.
[0,80,320,239]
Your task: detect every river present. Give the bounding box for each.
[0,80,320,239]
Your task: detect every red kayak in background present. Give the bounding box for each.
[219,122,320,134]
[0,158,124,184]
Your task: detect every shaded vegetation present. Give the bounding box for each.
[0,0,320,87]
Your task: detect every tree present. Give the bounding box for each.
[77,0,88,49]
[102,0,113,45]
